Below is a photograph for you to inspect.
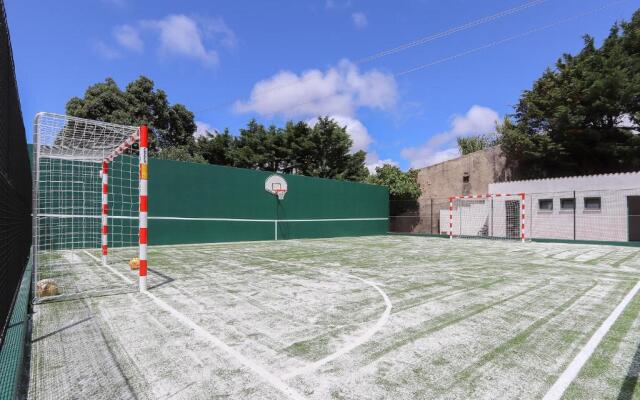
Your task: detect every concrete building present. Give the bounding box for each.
[393,146,510,234]
[490,172,640,242]
[437,171,640,242]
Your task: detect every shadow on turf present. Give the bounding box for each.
[617,339,640,400]
[147,267,174,290]
[31,316,92,343]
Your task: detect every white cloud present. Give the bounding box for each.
[201,17,237,49]
[235,59,397,119]
[195,121,216,137]
[365,152,399,174]
[142,15,219,66]
[94,40,121,60]
[307,115,372,153]
[401,105,500,169]
[352,12,368,29]
[113,25,143,52]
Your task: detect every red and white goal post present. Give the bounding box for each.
[448,193,526,242]
[33,113,149,301]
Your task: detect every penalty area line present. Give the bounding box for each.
[83,250,306,400]
[543,280,640,400]
[242,253,392,378]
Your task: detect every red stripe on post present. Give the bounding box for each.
[102,225,108,234]
[102,245,108,255]
[140,259,148,276]
[102,204,108,214]
[102,162,108,174]
[140,227,148,244]
[140,196,148,212]
[102,184,108,194]
[139,125,148,147]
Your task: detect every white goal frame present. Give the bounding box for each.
[32,112,149,299]
[448,193,526,242]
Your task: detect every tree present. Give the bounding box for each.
[298,117,369,180]
[155,146,207,164]
[367,164,421,200]
[456,133,499,155]
[224,117,368,180]
[66,76,198,153]
[195,129,236,166]
[501,10,640,178]
[230,119,272,170]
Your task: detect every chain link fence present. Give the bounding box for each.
[0,0,32,348]
[390,188,640,244]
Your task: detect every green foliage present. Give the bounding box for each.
[299,117,369,181]
[191,117,369,181]
[502,10,640,178]
[456,133,499,155]
[155,145,207,164]
[195,129,236,166]
[367,164,421,200]
[68,78,369,181]
[66,76,197,153]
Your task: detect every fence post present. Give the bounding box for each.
[573,190,578,240]
[430,198,433,234]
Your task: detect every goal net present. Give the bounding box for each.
[448,193,526,242]
[32,112,149,302]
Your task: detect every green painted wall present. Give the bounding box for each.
[148,158,389,244]
[32,146,389,246]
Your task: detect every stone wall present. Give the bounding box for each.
[410,146,511,234]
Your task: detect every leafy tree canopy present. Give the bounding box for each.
[500,9,640,178]
[193,117,369,181]
[456,133,499,155]
[67,78,370,181]
[367,164,421,200]
[155,145,207,164]
[66,76,197,151]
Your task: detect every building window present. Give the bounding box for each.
[584,197,601,211]
[560,198,575,210]
[462,174,469,183]
[538,199,553,211]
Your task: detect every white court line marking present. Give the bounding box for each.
[40,213,387,223]
[82,250,134,285]
[543,280,640,400]
[82,251,306,400]
[243,254,392,378]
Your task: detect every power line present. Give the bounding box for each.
[355,0,550,64]
[394,0,630,77]
[281,0,631,115]
[197,0,629,116]
[196,0,550,114]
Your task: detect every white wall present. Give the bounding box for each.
[525,189,639,242]
[489,173,640,242]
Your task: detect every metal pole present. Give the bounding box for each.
[139,125,149,292]
[430,198,433,234]
[573,190,578,240]
[32,113,42,288]
[491,198,494,238]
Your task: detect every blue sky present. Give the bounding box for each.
[5,0,639,171]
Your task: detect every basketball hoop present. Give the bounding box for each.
[265,175,288,200]
[274,189,286,200]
